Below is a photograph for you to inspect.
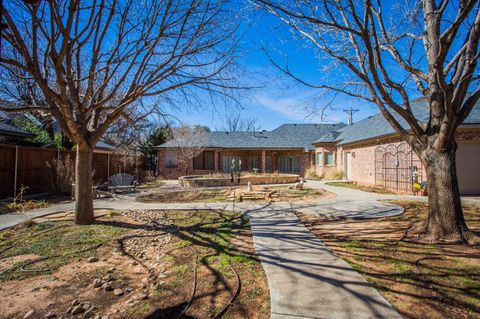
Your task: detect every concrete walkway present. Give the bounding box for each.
[247,204,402,319]
[0,181,408,230]
[0,182,422,318]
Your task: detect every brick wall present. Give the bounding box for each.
[341,137,425,189]
[313,144,338,177]
[157,148,312,178]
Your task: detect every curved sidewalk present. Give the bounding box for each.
[0,184,406,318]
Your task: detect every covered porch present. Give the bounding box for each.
[193,149,311,175]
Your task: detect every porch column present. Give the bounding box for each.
[261,150,266,173]
[214,150,219,172]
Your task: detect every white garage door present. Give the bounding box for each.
[456,142,480,195]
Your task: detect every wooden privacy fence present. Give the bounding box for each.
[0,144,145,199]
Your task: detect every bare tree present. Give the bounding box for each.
[168,126,208,175]
[1,0,239,224]
[0,60,58,143]
[254,0,480,244]
[222,112,261,132]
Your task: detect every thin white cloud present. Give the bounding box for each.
[255,92,314,121]
[254,90,379,124]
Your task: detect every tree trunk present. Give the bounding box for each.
[75,144,95,225]
[423,146,477,243]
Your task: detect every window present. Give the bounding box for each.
[204,151,214,170]
[223,156,241,173]
[278,156,300,174]
[315,153,323,166]
[265,156,273,173]
[164,151,178,168]
[248,156,260,171]
[193,151,214,170]
[324,152,334,166]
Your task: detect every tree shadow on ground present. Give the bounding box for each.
[96,209,261,319]
[296,203,480,319]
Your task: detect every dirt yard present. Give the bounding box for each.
[0,209,270,319]
[297,201,480,319]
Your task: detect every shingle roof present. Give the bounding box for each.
[157,123,346,151]
[96,140,115,150]
[316,99,480,145]
[158,100,480,150]
[0,121,35,138]
[314,131,342,143]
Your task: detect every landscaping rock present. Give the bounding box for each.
[92,279,102,288]
[71,300,80,306]
[71,305,84,315]
[23,310,35,319]
[87,257,98,262]
[137,293,149,300]
[113,289,124,296]
[102,274,114,282]
[82,303,92,311]
[44,311,55,318]
[82,309,95,318]
[148,273,157,281]
[102,283,113,291]
[125,287,133,293]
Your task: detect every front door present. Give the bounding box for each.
[345,152,352,180]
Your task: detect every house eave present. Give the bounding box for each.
[336,124,480,148]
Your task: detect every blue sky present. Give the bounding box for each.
[168,7,380,131]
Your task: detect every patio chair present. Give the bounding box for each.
[107,173,138,193]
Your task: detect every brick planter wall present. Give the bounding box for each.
[178,174,300,187]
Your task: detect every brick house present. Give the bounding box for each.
[156,100,480,195]
[313,100,480,194]
[156,124,345,179]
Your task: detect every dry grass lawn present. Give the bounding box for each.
[297,201,480,319]
[136,186,329,203]
[0,209,270,319]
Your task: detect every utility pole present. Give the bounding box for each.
[343,107,359,125]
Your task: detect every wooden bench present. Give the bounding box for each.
[107,173,138,193]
